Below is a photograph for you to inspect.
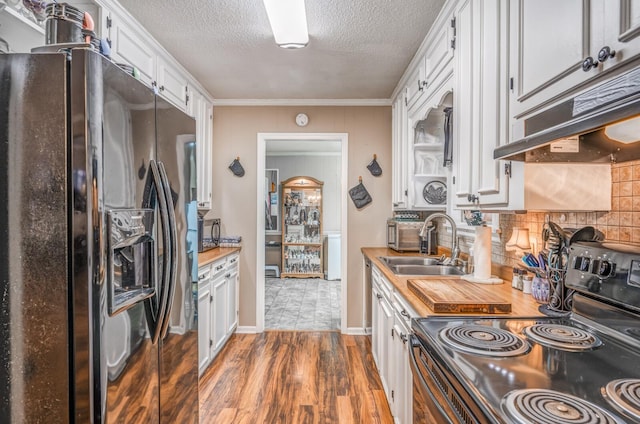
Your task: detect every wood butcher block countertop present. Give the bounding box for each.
[362,247,544,318]
[198,246,241,266]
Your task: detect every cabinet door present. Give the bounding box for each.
[400,322,413,423]
[226,255,239,334]
[108,12,156,87]
[602,0,640,72]
[157,57,188,111]
[509,0,598,118]
[392,93,409,209]
[453,0,474,206]
[379,295,393,397]
[371,282,381,368]
[197,281,211,374]
[423,16,454,94]
[405,59,427,111]
[211,273,227,352]
[389,320,404,420]
[194,93,213,209]
[454,0,510,208]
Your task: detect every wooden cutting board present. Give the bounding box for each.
[407,279,512,314]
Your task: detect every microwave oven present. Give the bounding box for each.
[387,219,422,252]
[198,217,220,252]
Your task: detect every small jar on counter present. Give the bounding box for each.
[522,275,533,294]
[511,268,520,289]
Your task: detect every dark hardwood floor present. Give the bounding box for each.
[199,332,394,423]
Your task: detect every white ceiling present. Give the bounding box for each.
[115,0,447,101]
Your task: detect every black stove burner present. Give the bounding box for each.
[523,324,602,351]
[603,379,640,422]
[503,389,621,424]
[438,324,530,357]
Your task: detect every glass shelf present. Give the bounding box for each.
[281,176,324,278]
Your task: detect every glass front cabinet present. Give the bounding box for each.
[281,176,324,278]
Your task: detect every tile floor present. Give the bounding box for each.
[265,278,341,330]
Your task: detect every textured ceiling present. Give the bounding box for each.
[115,0,446,101]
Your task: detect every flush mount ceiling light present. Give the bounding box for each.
[263,0,309,49]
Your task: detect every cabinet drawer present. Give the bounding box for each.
[211,258,226,276]
[226,254,239,271]
[393,292,418,326]
[198,264,211,283]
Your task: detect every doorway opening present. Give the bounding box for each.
[256,133,348,333]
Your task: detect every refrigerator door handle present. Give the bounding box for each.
[157,161,177,340]
[143,160,171,345]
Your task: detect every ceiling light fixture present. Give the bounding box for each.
[263,0,309,49]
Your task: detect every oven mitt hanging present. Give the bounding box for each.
[349,177,372,209]
[367,154,382,176]
[228,157,245,177]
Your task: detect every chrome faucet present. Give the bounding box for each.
[419,212,460,263]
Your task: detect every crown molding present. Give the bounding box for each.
[211,98,391,107]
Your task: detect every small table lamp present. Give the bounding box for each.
[506,227,531,255]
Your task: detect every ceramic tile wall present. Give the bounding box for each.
[494,159,640,268]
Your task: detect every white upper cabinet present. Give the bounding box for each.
[188,86,213,210]
[405,13,455,113]
[404,62,426,112]
[509,0,640,121]
[453,0,511,209]
[392,92,409,210]
[102,7,188,112]
[392,2,455,211]
[156,57,189,109]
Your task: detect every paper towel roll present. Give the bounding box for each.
[473,226,492,280]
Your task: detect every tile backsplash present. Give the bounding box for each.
[494,159,640,268]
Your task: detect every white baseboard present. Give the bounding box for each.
[344,327,370,336]
[235,326,260,334]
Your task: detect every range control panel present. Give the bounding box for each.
[566,241,640,310]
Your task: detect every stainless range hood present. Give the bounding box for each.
[494,66,640,163]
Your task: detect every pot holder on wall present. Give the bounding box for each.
[228,157,245,177]
[367,154,382,176]
[349,177,372,209]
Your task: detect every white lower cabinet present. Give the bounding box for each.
[226,255,239,333]
[371,267,393,395]
[197,265,212,374]
[198,253,240,376]
[371,264,416,424]
[212,270,228,352]
[390,293,414,424]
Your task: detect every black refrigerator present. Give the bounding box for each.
[0,49,199,423]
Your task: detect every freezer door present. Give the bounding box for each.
[70,49,162,423]
[0,53,70,423]
[155,100,199,423]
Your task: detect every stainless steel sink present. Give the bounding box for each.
[379,256,442,266]
[378,256,465,276]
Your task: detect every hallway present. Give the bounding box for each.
[265,278,341,330]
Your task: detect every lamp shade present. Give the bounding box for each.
[506,227,531,251]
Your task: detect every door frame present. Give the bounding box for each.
[256,132,349,333]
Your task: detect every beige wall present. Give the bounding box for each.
[209,106,392,329]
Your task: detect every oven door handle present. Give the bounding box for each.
[408,335,456,424]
